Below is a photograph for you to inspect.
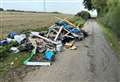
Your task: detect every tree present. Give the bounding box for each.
[83,0,120,37]
[83,0,94,10]
[6,9,16,12]
[0,8,4,11]
[83,0,108,16]
[92,0,108,16]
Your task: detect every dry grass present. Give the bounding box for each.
[0,11,72,39]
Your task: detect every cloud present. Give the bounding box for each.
[2,0,83,3]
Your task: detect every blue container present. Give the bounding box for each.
[70,28,80,34]
[0,40,8,46]
[44,50,55,61]
[8,32,17,39]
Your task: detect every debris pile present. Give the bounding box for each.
[0,19,88,66]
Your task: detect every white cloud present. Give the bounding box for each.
[1,0,83,3]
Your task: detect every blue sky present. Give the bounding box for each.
[0,0,86,14]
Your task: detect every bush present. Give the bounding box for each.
[0,8,4,11]
[69,16,85,27]
[6,9,25,12]
[51,11,61,14]
[102,3,120,37]
[6,9,16,12]
[75,11,91,20]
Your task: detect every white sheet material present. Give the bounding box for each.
[25,62,51,66]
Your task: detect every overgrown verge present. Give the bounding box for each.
[99,23,120,59]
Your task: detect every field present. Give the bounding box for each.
[0,11,72,39]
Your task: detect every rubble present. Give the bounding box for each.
[0,18,88,66]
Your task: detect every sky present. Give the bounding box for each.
[0,0,87,14]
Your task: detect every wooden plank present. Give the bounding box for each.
[54,26,63,41]
[32,33,57,44]
[55,16,79,28]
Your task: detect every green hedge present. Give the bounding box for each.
[100,3,120,37]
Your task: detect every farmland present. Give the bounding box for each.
[0,11,71,39]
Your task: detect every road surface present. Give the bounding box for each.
[23,20,120,82]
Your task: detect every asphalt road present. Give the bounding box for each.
[23,20,120,82]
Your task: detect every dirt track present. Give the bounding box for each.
[23,20,120,82]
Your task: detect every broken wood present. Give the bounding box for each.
[32,33,57,44]
[54,26,63,41]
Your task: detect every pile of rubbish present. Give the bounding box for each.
[0,19,88,66]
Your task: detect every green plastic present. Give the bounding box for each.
[23,47,36,64]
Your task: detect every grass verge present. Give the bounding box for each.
[99,23,120,59]
[0,52,30,77]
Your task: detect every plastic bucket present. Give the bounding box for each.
[44,50,55,61]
